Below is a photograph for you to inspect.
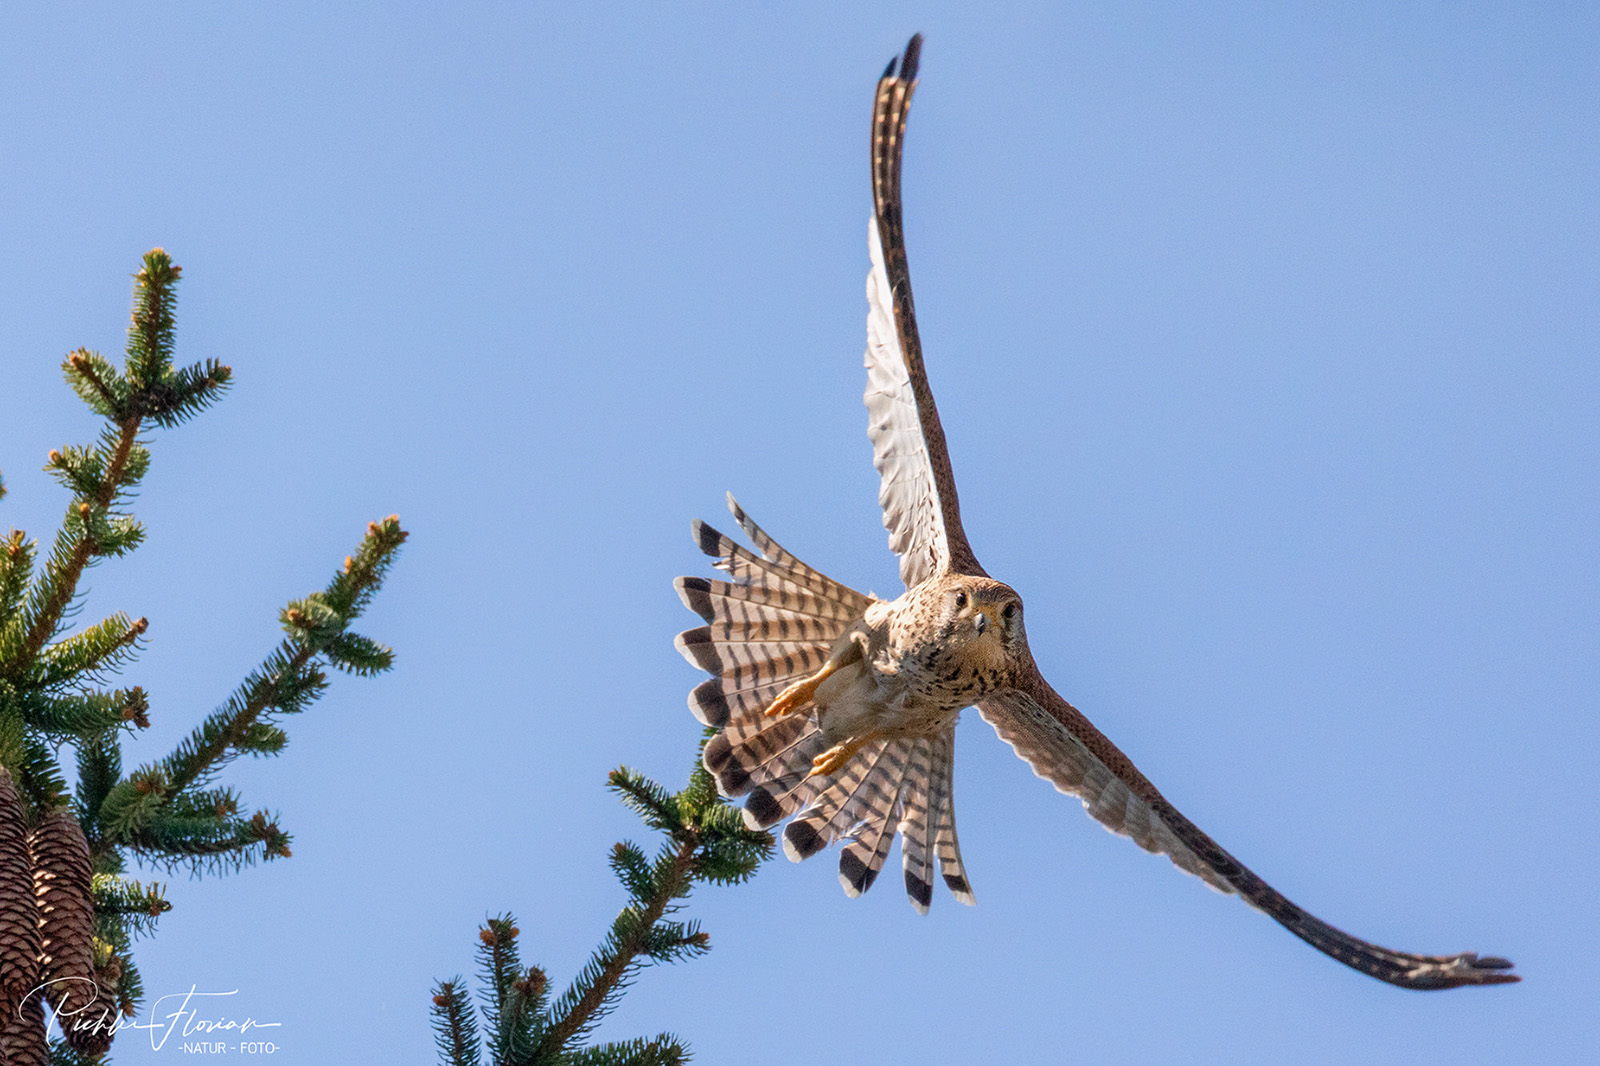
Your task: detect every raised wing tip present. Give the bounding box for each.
[690,517,728,560]
[723,490,749,526]
[1401,952,1519,989]
[1461,954,1520,986]
[901,33,923,82]
[883,33,923,82]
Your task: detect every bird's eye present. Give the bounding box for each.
[953,592,968,609]
[1002,602,1017,623]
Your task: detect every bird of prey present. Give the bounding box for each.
[673,33,1516,990]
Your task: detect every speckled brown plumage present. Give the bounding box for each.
[673,33,1516,990]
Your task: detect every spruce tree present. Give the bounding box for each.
[431,736,772,1066]
[0,250,405,1063]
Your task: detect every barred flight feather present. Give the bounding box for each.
[703,715,814,796]
[673,631,829,683]
[675,575,862,627]
[928,732,975,905]
[829,741,905,840]
[866,217,948,591]
[681,614,839,645]
[896,739,936,913]
[678,649,824,698]
[725,494,861,603]
[839,813,899,897]
[693,522,832,602]
[742,745,830,831]
[980,678,1518,987]
[715,699,812,750]
[782,738,894,862]
[687,676,788,729]
[837,740,914,898]
[693,504,871,612]
[978,687,1234,894]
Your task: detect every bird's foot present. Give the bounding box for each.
[810,735,872,778]
[764,662,839,718]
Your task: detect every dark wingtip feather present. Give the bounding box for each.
[703,731,733,773]
[692,519,726,559]
[905,870,933,913]
[900,33,922,83]
[1463,956,1519,985]
[717,761,753,797]
[783,819,827,862]
[839,850,878,897]
[673,627,721,673]
[744,786,785,829]
[688,678,730,727]
[674,576,716,622]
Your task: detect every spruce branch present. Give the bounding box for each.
[563,1035,689,1066]
[0,529,34,626]
[534,833,701,1060]
[129,809,289,872]
[17,733,69,810]
[469,916,548,1065]
[2,249,403,1059]
[8,417,142,670]
[432,735,773,1066]
[151,515,404,798]
[16,685,148,739]
[151,645,321,796]
[123,250,179,389]
[89,874,169,939]
[432,979,484,1066]
[75,734,123,866]
[32,615,146,690]
[63,348,126,421]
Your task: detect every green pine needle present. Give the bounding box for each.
[431,979,483,1066]
[91,874,170,939]
[3,250,403,1060]
[124,249,180,386]
[433,734,773,1066]
[61,348,128,421]
[564,1034,689,1066]
[32,613,147,689]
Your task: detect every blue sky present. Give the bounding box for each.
[1,3,1595,1063]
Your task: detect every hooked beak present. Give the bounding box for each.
[974,605,999,636]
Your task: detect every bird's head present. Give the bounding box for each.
[937,576,1028,671]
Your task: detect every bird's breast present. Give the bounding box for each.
[811,641,983,745]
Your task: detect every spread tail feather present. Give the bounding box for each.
[676,499,969,910]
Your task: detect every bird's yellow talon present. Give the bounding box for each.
[764,678,816,718]
[810,736,872,778]
[763,659,843,718]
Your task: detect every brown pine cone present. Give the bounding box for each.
[0,768,40,1010]
[0,989,49,1066]
[29,806,98,1041]
[59,946,122,1057]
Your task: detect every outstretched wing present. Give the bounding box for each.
[866,34,984,588]
[978,668,1519,990]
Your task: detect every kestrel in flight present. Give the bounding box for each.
[674,34,1516,990]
